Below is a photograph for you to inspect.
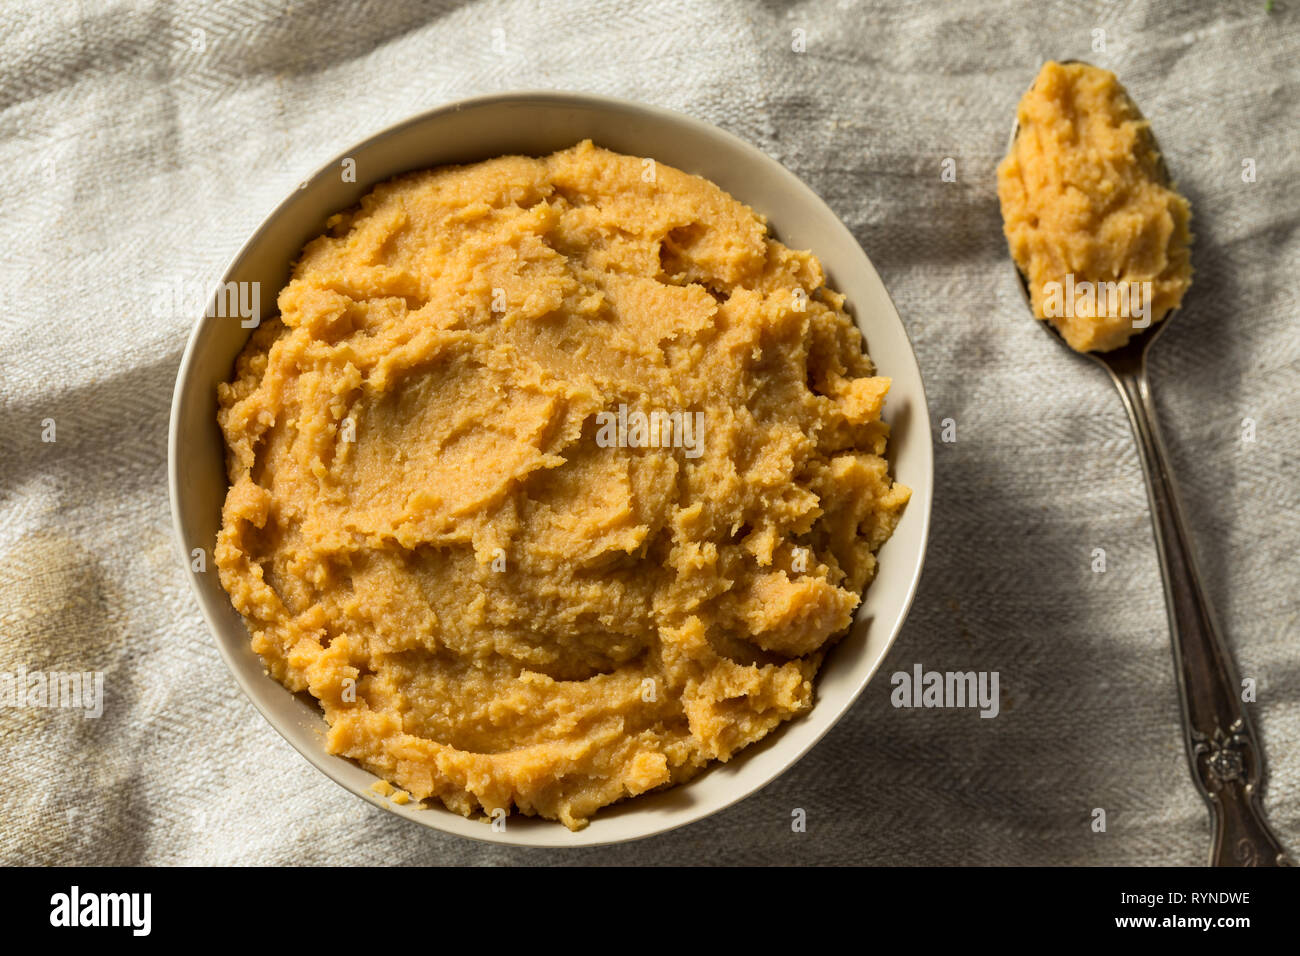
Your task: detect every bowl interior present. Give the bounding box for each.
[169,92,933,848]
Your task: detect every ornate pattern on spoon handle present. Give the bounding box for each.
[1108,359,1291,867]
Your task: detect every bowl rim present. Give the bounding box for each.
[169,89,933,849]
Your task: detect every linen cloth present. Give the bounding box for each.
[1,0,1296,866]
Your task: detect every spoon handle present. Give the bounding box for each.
[1108,363,1290,867]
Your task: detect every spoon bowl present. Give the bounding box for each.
[1006,59,1173,376]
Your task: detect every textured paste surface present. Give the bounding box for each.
[216,141,910,829]
[998,61,1193,352]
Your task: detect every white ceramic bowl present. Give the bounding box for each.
[169,92,933,848]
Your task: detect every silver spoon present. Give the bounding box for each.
[1007,62,1290,867]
